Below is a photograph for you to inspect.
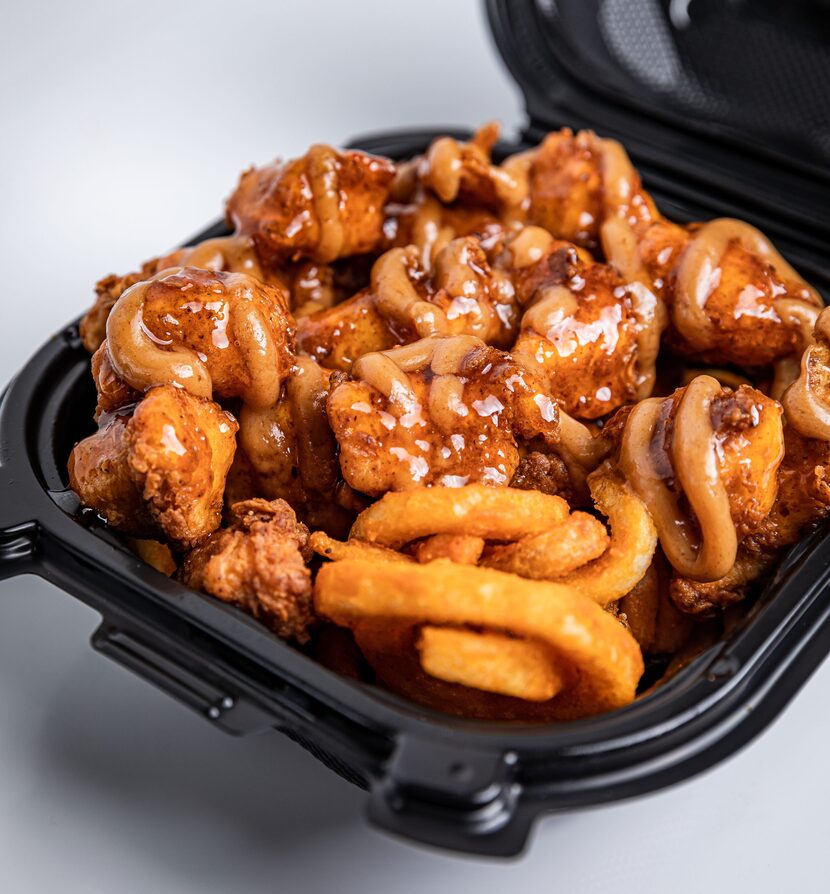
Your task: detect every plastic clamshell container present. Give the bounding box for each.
[1,0,829,856]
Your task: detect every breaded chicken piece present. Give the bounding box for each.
[91,341,140,420]
[391,123,525,211]
[80,234,281,353]
[525,128,821,369]
[603,380,784,609]
[179,499,314,642]
[671,399,830,616]
[748,428,830,553]
[327,335,560,496]
[511,238,654,418]
[296,235,519,371]
[104,266,295,410]
[227,145,396,267]
[68,385,238,548]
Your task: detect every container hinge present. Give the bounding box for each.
[0,522,38,581]
[367,735,532,856]
[91,622,277,736]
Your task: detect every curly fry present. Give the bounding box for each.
[482,511,608,578]
[315,559,643,719]
[349,484,569,548]
[553,468,657,605]
[310,531,413,565]
[416,626,564,701]
[414,534,485,565]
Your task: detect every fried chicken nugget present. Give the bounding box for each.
[105,266,294,410]
[68,385,238,548]
[227,145,396,266]
[327,335,561,495]
[80,234,279,354]
[180,498,313,643]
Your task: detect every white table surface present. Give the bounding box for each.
[1,2,828,890]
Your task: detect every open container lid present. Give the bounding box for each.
[486,0,830,252]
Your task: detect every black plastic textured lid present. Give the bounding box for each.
[486,0,830,234]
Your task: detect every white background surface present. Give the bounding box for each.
[1,1,828,890]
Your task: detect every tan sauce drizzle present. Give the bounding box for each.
[185,234,266,282]
[674,218,821,351]
[770,298,821,399]
[499,149,534,218]
[287,356,338,491]
[307,145,345,263]
[619,375,737,581]
[508,226,553,269]
[782,307,830,441]
[521,286,579,336]
[425,137,463,203]
[372,248,448,338]
[411,197,454,271]
[106,269,282,409]
[628,280,667,400]
[354,336,485,431]
[600,139,639,219]
[352,351,421,418]
[106,273,212,399]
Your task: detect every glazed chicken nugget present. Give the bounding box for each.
[416,626,564,702]
[227,145,396,266]
[315,559,644,719]
[80,234,280,354]
[349,484,569,549]
[553,468,657,605]
[482,511,608,578]
[68,385,238,549]
[328,335,561,495]
[106,266,294,410]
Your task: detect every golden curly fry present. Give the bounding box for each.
[349,484,570,548]
[554,468,657,606]
[482,511,608,578]
[414,534,485,565]
[416,626,564,702]
[314,558,643,719]
[309,531,413,564]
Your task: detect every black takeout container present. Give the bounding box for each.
[2,0,830,857]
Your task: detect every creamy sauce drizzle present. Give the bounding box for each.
[106,268,283,409]
[619,375,737,581]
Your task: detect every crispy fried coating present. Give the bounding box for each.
[708,386,785,538]
[68,385,238,548]
[179,498,313,642]
[669,549,772,617]
[509,449,575,501]
[607,382,784,546]
[91,341,140,420]
[327,336,560,495]
[227,145,396,266]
